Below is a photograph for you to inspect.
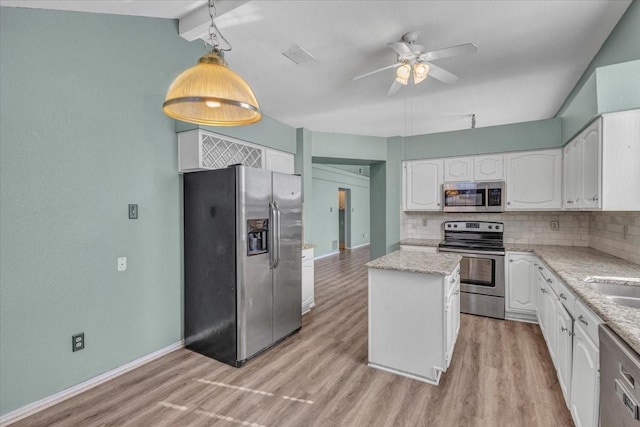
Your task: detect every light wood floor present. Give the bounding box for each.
[14,247,574,426]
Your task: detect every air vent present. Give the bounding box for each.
[282,46,316,65]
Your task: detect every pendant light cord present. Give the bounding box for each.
[208,0,232,53]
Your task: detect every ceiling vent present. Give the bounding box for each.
[282,46,316,65]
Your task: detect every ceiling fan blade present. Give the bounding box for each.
[427,63,459,85]
[387,41,412,56]
[352,63,401,81]
[387,79,403,97]
[419,43,478,62]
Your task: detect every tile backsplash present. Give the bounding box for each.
[401,210,640,264]
[589,211,640,264]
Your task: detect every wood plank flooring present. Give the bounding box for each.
[13,247,574,426]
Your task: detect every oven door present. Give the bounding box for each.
[449,251,505,297]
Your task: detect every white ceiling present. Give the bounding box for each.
[1,1,632,137]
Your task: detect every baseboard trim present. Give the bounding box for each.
[314,250,340,260]
[0,340,183,426]
[347,243,370,250]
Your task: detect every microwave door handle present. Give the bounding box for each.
[483,184,489,211]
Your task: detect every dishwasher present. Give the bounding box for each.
[600,324,640,426]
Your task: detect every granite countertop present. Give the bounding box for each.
[399,238,442,247]
[302,243,316,250]
[507,245,640,355]
[366,250,462,276]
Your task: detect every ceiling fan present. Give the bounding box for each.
[353,32,477,96]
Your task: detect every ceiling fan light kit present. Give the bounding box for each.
[163,0,261,126]
[353,31,477,96]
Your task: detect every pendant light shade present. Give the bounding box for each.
[163,50,262,126]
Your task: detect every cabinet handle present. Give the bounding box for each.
[450,276,456,283]
[507,202,511,205]
[540,288,547,294]
[546,278,553,284]
[509,259,513,263]
[566,200,574,204]
[621,365,636,387]
[578,315,588,326]
[559,293,567,300]
[437,203,441,206]
[561,326,568,333]
[454,289,460,295]
[538,266,543,271]
[591,195,599,202]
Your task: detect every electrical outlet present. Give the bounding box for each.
[128,204,138,219]
[550,221,559,231]
[117,257,127,271]
[623,225,629,240]
[72,333,85,352]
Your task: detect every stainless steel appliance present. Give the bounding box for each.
[600,324,640,426]
[183,165,302,367]
[443,181,505,213]
[438,221,505,319]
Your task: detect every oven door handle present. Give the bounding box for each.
[439,248,505,256]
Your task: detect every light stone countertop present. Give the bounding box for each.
[507,244,640,355]
[399,238,442,247]
[366,250,462,276]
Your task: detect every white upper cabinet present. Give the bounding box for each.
[474,154,504,181]
[563,109,640,211]
[563,119,601,210]
[178,130,265,172]
[265,148,295,174]
[403,159,443,211]
[506,149,562,210]
[444,157,473,181]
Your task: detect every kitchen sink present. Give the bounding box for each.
[588,282,640,309]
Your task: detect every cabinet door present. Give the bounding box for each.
[536,268,547,332]
[301,249,314,314]
[445,289,456,368]
[556,300,573,405]
[474,154,504,181]
[570,325,600,427]
[403,160,443,211]
[444,157,473,182]
[563,139,582,209]
[265,149,295,174]
[507,254,537,313]
[506,149,562,210]
[580,120,601,209]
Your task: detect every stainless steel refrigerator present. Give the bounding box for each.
[183,165,302,367]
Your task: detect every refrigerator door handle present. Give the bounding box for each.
[273,202,281,269]
[269,202,277,269]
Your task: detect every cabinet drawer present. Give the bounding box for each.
[536,263,560,295]
[554,279,576,318]
[573,299,602,344]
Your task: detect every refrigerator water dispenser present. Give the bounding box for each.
[247,219,269,256]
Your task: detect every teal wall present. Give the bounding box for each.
[310,131,387,161]
[311,165,370,257]
[402,118,562,160]
[175,114,297,154]
[0,7,208,416]
[296,128,313,244]
[557,0,640,141]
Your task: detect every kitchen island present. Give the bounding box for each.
[366,250,462,385]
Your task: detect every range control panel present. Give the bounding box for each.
[443,221,503,233]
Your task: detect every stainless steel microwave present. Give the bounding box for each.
[443,181,505,213]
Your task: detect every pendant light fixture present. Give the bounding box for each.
[163,0,261,126]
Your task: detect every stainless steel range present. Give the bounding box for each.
[438,221,505,319]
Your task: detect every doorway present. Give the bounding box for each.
[338,188,351,251]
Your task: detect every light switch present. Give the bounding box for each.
[128,204,138,219]
[117,257,127,272]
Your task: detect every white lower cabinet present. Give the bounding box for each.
[301,247,315,314]
[555,298,573,405]
[506,253,538,321]
[533,258,603,427]
[569,299,602,427]
[368,265,460,385]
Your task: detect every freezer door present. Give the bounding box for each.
[272,172,302,341]
[237,166,274,361]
